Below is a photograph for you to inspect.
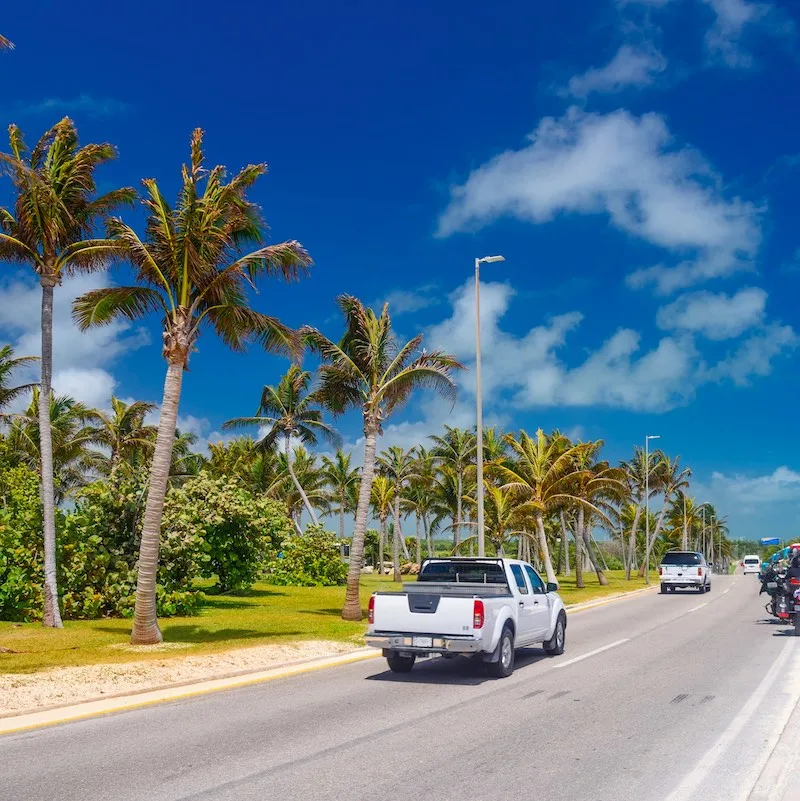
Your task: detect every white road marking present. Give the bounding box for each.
[554,639,629,669]
[664,639,800,801]
[688,602,708,613]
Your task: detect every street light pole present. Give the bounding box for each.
[475,255,505,558]
[644,434,660,585]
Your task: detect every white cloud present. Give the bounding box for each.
[702,322,797,385]
[437,107,760,295]
[21,93,130,118]
[702,0,769,67]
[426,279,794,413]
[374,285,441,316]
[565,44,667,97]
[656,287,766,339]
[708,466,800,504]
[0,273,149,410]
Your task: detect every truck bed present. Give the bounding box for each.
[399,582,511,597]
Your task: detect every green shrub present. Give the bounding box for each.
[269,524,348,587]
[0,465,48,622]
[163,472,292,592]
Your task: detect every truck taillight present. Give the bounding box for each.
[473,599,484,629]
[368,595,375,624]
[659,566,663,576]
[698,568,703,576]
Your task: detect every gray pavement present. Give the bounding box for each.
[2,574,799,801]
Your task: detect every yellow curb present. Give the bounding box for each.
[566,585,658,615]
[0,649,380,737]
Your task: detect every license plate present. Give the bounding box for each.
[412,636,433,648]
[767,582,778,588]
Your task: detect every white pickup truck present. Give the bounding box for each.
[365,557,567,678]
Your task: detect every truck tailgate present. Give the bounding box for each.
[372,593,476,636]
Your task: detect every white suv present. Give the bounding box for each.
[742,555,761,575]
[659,551,711,593]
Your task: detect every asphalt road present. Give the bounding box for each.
[3,574,800,801]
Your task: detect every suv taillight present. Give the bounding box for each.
[368,595,375,624]
[473,599,484,629]
[659,566,663,576]
[698,568,702,576]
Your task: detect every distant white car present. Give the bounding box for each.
[742,555,761,575]
[659,551,711,593]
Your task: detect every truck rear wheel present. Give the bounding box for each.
[660,583,667,594]
[487,626,515,678]
[386,652,415,673]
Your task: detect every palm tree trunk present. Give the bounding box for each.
[424,513,433,557]
[583,521,609,585]
[535,512,557,585]
[575,506,585,589]
[682,493,688,550]
[626,504,642,580]
[415,515,421,565]
[378,515,386,575]
[560,512,571,577]
[131,359,184,644]
[342,420,378,620]
[285,432,318,527]
[392,515,402,581]
[39,280,63,628]
[339,496,345,541]
[455,469,463,550]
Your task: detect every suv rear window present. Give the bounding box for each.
[661,552,702,566]
[418,562,507,584]
[744,558,760,565]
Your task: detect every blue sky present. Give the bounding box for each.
[2,0,800,540]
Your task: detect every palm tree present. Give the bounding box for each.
[223,366,339,525]
[274,445,329,530]
[92,396,157,475]
[0,119,134,627]
[321,450,360,542]
[0,344,37,414]
[619,446,654,579]
[645,455,691,570]
[410,445,440,558]
[302,296,463,620]
[498,429,587,586]
[7,390,102,503]
[462,483,526,556]
[370,475,395,576]
[378,445,418,581]
[73,129,311,644]
[0,35,14,50]
[430,426,475,550]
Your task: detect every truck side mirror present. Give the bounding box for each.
[546,582,559,593]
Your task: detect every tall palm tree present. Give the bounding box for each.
[274,445,329,530]
[0,344,37,414]
[619,446,655,580]
[0,119,134,627]
[646,455,691,569]
[302,296,463,620]
[321,450,360,541]
[410,445,440,558]
[7,390,102,503]
[498,429,587,586]
[462,482,526,556]
[430,426,475,550]
[378,445,418,581]
[370,475,395,576]
[223,366,338,525]
[73,129,311,644]
[92,396,157,475]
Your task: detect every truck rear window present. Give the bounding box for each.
[418,562,507,584]
[661,552,702,566]
[744,558,760,565]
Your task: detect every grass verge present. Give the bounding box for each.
[0,571,649,674]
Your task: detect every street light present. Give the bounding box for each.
[475,255,505,558]
[643,434,660,585]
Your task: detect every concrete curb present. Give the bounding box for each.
[0,583,656,736]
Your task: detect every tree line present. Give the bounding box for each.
[0,119,731,644]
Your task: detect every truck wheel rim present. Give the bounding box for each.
[501,636,512,668]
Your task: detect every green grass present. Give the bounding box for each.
[0,571,648,674]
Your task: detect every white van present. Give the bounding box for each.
[742,555,761,575]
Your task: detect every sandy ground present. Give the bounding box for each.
[0,640,358,716]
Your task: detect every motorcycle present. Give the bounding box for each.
[772,574,800,636]
[760,566,785,619]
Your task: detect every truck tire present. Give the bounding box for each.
[487,626,515,678]
[544,613,566,656]
[386,652,415,673]
[660,583,668,594]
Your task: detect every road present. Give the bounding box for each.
[2,574,800,801]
